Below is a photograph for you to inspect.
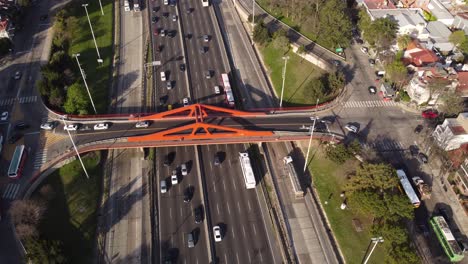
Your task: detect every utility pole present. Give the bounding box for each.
[98,0,105,15]
[279,56,289,108]
[251,0,255,45]
[303,98,319,173]
[74,53,98,114]
[82,4,103,64]
[363,237,384,264]
[62,118,90,179]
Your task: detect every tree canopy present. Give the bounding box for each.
[63,83,91,115]
[439,92,464,117]
[358,10,398,50]
[449,30,466,47]
[385,59,408,89]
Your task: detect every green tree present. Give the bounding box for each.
[297,45,306,62]
[459,37,468,54]
[347,139,361,154]
[17,0,30,7]
[49,87,65,108]
[449,30,466,47]
[63,83,91,114]
[316,0,352,48]
[0,37,12,56]
[272,29,290,54]
[439,92,464,117]
[25,239,67,264]
[385,59,408,89]
[423,10,437,21]
[360,14,398,50]
[326,71,345,94]
[427,78,451,103]
[325,144,351,164]
[396,34,412,50]
[302,79,326,101]
[253,23,271,45]
[346,163,399,193]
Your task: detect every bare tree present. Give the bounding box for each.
[15,224,38,239]
[10,199,46,227]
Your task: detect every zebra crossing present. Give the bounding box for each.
[34,150,47,169]
[343,100,398,108]
[0,96,37,106]
[364,141,405,152]
[2,183,20,200]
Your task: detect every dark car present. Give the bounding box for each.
[8,133,23,144]
[163,155,170,167]
[186,7,192,14]
[369,59,375,66]
[418,153,428,164]
[368,86,377,94]
[179,64,185,72]
[152,6,159,12]
[409,145,419,156]
[213,155,220,166]
[14,121,29,130]
[194,206,203,224]
[414,124,423,134]
[200,47,206,54]
[183,186,194,203]
[162,12,169,18]
[152,16,158,23]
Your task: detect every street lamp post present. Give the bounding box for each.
[303,98,319,173]
[98,0,104,15]
[251,0,255,45]
[62,118,90,179]
[82,4,103,64]
[363,237,384,264]
[279,56,289,108]
[74,54,98,114]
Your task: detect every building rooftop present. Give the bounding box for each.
[408,49,439,66]
[364,0,397,9]
[394,12,426,27]
[426,21,452,38]
[369,8,424,20]
[427,0,454,21]
[457,71,468,94]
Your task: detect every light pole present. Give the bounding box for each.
[363,237,384,264]
[251,0,255,45]
[62,118,90,179]
[303,98,319,173]
[74,53,98,114]
[98,0,104,15]
[279,56,289,108]
[82,4,103,64]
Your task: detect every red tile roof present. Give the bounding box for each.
[458,72,468,92]
[408,50,438,66]
[451,125,467,135]
[0,19,8,32]
[364,0,397,9]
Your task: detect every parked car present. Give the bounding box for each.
[418,153,428,164]
[64,124,79,131]
[368,86,377,94]
[360,47,368,54]
[94,123,109,130]
[0,111,8,121]
[135,121,150,128]
[153,27,159,36]
[414,124,423,134]
[213,226,222,242]
[40,121,56,130]
[422,109,438,119]
[344,124,358,133]
[409,145,419,156]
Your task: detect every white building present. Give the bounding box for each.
[453,13,468,35]
[425,21,454,53]
[427,0,454,27]
[433,113,468,151]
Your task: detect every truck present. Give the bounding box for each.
[239,152,256,189]
[133,0,140,12]
[283,156,303,198]
[412,176,431,200]
[124,0,131,11]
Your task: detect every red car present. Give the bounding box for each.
[422,109,438,119]
[153,28,159,36]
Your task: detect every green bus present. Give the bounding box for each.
[429,216,464,262]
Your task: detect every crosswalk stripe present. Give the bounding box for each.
[3,184,20,199]
[344,100,398,108]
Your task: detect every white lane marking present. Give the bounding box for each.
[237,201,241,212]
[223,181,226,191]
[247,250,251,263]
[247,200,251,212]
[236,253,240,264]
[231,228,235,238]
[224,254,228,264]
[227,203,231,215]
[180,207,183,217]
[169,207,172,219]
[260,250,263,262]
[252,223,257,235]
[242,226,246,238]
[217,203,220,215]
[232,177,237,190]
[213,180,217,193]
[25,131,40,135]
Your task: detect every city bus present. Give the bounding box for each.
[239,152,256,189]
[396,169,420,208]
[8,145,27,179]
[221,73,235,107]
[429,216,465,262]
[202,0,209,7]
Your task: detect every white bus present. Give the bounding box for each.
[202,0,209,7]
[239,152,256,189]
[8,145,27,179]
[396,169,420,208]
[221,73,235,107]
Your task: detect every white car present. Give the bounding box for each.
[40,122,55,130]
[214,86,221,94]
[203,35,209,42]
[344,124,358,133]
[14,71,22,80]
[360,47,368,54]
[135,121,150,128]
[171,170,178,185]
[160,71,166,81]
[160,180,167,193]
[183,97,190,107]
[64,124,79,131]
[172,14,177,21]
[213,226,222,242]
[181,163,188,176]
[163,0,168,5]
[0,111,8,121]
[94,123,109,130]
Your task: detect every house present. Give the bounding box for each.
[380,83,396,98]
[394,12,428,37]
[405,65,456,104]
[362,0,397,9]
[425,21,454,53]
[0,16,13,39]
[457,71,468,97]
[427,0,454,26]
[403,41,439,66]
[453,13,468,35]
[432,112,468,151]
[454,158,468,196]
